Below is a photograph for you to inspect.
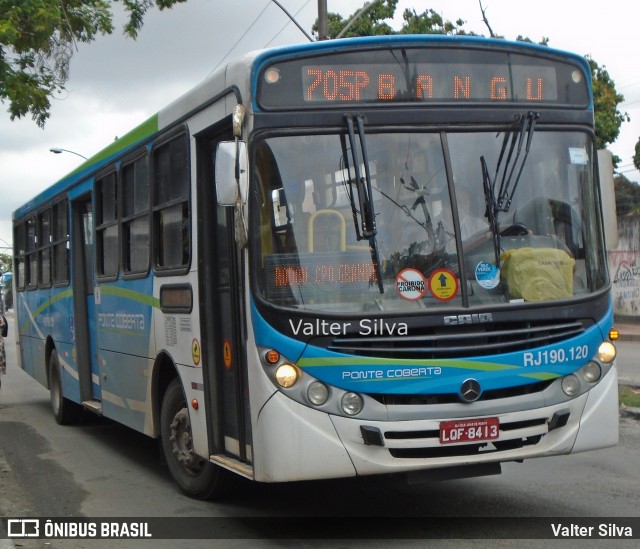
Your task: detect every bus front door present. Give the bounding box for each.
[71,196,101,405]
[197,128,252,470]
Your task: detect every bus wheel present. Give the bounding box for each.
[48,350,81,425]
[160,378,230,499]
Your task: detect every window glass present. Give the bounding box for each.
[52,200,69,284]
[96,172,119,277]
[13,223,25,290]
[253,130,606,312]
[38,209,51,285]
[98,172,117,223]
[122,156,150,274]
[26,217,37,287]
[153,135,190,270]
[123,158,149,216]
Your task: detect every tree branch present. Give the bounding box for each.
[478,0,496,38]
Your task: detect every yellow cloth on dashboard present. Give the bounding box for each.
[500,247,575,301]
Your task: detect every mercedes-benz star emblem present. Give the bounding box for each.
[459,378,482,403]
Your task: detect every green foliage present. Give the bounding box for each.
[399,9,467,36]
[587,56,629,151]
[634,138,640,172]
[317,1,467,39]
[0,0,184,127]
[614,174,640,216]
[0,253,10,275]
[619,385,640,409]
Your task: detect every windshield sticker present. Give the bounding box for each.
[475,261,500,289]
[569,147,588,165]
[428,269,459,301]
[395,268,427,301]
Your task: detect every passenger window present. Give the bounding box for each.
[52,199,69,284]
[153,134,190,271]
[26,216,37,288]
[122,155,150,274]
[38,209,51,286]
[95,171,119,278]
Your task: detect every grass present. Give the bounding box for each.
[619,385,640,408]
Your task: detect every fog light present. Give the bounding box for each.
[582,361,601,383]
[275,364,298,388]
[307,382,329,406]
[561,374,580,397]
[341,392,363,416]
[597,341,616,363]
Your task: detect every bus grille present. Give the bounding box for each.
[369,379,554,406]
[384,417,548,459]
[327,318,589,359]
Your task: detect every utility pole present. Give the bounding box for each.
[317,0,328,40]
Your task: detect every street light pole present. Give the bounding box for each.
[317,0,328,40]
[49,148,87,160]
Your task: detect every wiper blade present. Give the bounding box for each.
[344,114,384,293]
[345,115,377,238]
[495,111,540,213]
[481,155,502,267]
[481,111,540,267]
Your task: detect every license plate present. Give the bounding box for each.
[439,417,500,444]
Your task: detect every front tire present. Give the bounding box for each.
[160,378,231,499]
[49,350,81,425]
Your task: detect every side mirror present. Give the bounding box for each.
[215,141,248,206]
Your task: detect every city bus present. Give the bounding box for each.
[12,35,619,499]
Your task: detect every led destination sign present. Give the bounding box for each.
[302,63,556,103]
[259,46,589,108]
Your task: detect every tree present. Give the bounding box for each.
[0,252,10,276]
[634,137,640,172]
[614,174,640,217]
[0,0,185,128]
[316,1,467,39]
[587,57,630,152]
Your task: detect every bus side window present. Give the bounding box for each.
[52,199,69,284]
[153,134,190,271]
[122,155,150,275]
[26,216,37,289]
[95,171,119,278]
[13,222,26,291]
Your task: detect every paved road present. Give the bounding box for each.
[1,313,638,548]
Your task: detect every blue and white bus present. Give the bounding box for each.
[13,35,619,499]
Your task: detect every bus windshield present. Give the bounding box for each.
[253,129,608,313]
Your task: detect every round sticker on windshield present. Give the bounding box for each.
[428,269,459,301]
[396,268,427,301]
[475,261,500,289]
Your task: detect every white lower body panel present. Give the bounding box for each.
[252,367,619,483]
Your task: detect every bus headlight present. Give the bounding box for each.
[561,374,580,397]
[275,364,299,388]
[307,381,329,406]
[582,361,601,383]
[597,341,616,364]
[341,392,363,416]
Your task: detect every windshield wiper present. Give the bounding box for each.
[482,111,540,266]
[343,114,384,293]
[481,155,502,267]
[495,111,540,213]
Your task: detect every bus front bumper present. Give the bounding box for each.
[253,366,619,483]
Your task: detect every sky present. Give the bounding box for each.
[1,0,639,253]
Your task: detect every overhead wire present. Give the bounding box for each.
[265,0,314,47]
[209,0,313,75]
